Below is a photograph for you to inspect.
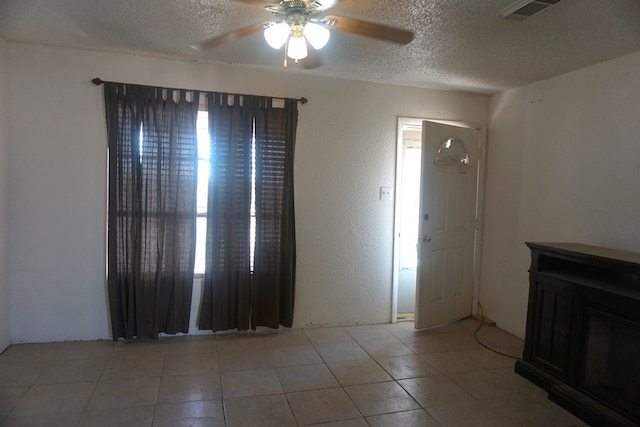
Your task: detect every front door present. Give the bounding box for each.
[415,121,480,329]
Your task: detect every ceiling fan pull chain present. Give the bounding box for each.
[283,39,288,68]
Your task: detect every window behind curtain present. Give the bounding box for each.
[194,111,258,274]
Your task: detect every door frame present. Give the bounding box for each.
[391,117,487,324]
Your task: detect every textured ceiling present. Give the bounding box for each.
[1,0,640,94]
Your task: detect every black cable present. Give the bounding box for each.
[473,302,520,360]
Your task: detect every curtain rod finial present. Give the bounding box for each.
[92,78,104,86]
[299,97,308,104]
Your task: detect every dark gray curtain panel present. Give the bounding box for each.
[252,98,298,329]
[199,93,255,331]
[105,82,200,340]
[199,94,298,331]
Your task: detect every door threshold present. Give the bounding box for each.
[397,312,415,322]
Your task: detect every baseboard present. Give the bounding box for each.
[472,314,496,326]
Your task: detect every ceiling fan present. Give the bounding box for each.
[191,0,414,67]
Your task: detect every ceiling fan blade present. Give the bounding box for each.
[323,15,413,44]
[191,21,270,50]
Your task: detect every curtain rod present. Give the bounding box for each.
[91,78,308,104]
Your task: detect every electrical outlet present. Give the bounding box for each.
[380,186,393,200]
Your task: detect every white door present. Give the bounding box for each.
[415,121,480,329]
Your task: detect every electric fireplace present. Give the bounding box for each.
[516,242,640,426]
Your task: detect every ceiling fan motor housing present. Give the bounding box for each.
[269,0,313,28]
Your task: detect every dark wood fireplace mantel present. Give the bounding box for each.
[516,242,640,427]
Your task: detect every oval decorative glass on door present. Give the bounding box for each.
[434,137,470,166]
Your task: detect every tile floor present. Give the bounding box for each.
[0,318,588,426]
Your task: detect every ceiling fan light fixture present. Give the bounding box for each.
[264,22,290,49]
[304,22,330,49]
[287,34,308,60]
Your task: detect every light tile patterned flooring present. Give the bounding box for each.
[0,318,588,426]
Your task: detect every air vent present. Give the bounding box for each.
[498,0,561,21]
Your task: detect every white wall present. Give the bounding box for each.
[0,37,10,352]
[481,51,640,337]
[6,43,488,343]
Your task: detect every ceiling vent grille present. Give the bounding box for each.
[498,0,561,21]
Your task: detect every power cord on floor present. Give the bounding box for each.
[474,302,520,360]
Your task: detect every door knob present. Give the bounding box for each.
[422,235,432,243]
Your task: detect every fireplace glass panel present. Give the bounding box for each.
[582,308,640,422]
